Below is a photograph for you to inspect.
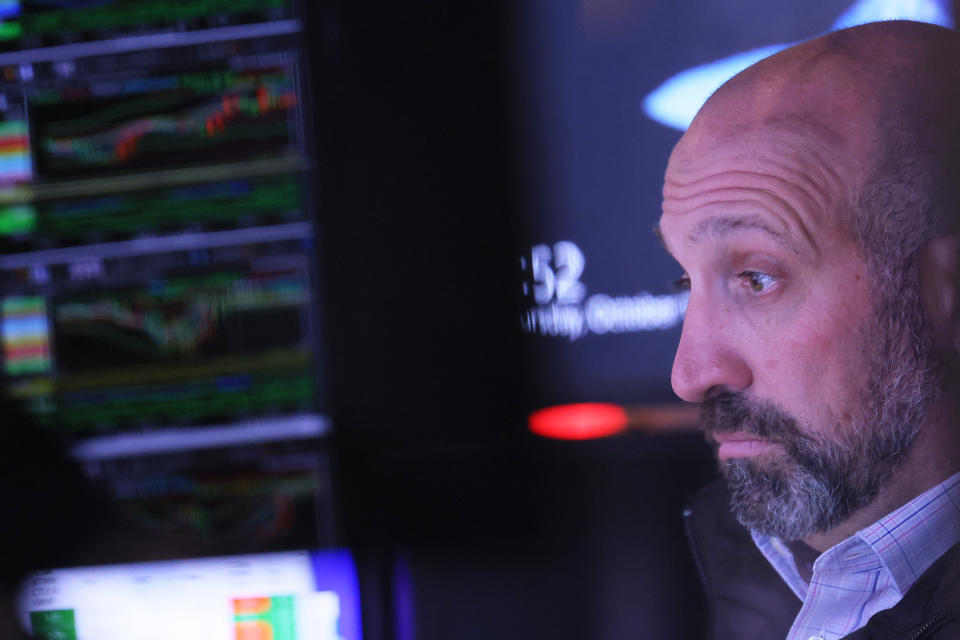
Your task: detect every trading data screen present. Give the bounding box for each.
[0,0,333,554]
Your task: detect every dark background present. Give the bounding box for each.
[310,2,719,637]
[310,1,957,638]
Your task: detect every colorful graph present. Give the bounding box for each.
[40,174,302,240]
[2,295,51,375]
[39,71,297,172]
[2,0,285,40]
[50,269,315,431]
[0,119,32,184]
[234,595,296,640]
[55,271,309,357]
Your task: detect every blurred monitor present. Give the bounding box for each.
[0,0,333,553]
[16,550,361,640]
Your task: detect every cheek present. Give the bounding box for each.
[754,332,867,433]
[794,325,867,384]
[757,286,874,428]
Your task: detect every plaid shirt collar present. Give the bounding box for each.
[752,472,960,639]
[857,473,960,592]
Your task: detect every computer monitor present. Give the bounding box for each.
[16,550,361,640]
[0,0,335,553]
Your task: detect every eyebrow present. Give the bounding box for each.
[652,215,804,264]
[653,215,792,250]
[688,216,797,252]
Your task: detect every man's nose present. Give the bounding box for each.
[670,294,752,403]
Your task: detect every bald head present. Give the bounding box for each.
[671,21,960,281]
[693,20,960,154]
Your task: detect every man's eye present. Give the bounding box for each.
[737,270,777,294]
[673,275,691,291]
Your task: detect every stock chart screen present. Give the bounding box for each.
[0,0,333,554]
[0,1,296,51]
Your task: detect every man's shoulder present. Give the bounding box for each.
[688,480,960,640]
[844,541,960,639]
[686,479,800,640]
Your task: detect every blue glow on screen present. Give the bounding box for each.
[642,0,953,131]
[16,550,362,640]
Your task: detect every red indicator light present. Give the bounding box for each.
[528,403,628,440]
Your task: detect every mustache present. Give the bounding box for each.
[700,393,805,445]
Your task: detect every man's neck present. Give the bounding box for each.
[803,410,960,552]
[785,539,820,583]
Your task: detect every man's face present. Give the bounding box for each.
[658,121,935,540]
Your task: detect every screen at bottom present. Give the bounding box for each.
[16,550,361,640]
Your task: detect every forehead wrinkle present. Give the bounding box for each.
[765,154,842,211]
[664,149,841,262]
[685,212,806,259]
[664,168,831,218]
[666,149,841,212]
[669,117,852,208]
[663,188,818,261]
[762,142,849,213]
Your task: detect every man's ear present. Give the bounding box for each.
[920,234,960,355]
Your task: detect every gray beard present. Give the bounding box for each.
[704,284,940,542]
[719,420,907,542]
